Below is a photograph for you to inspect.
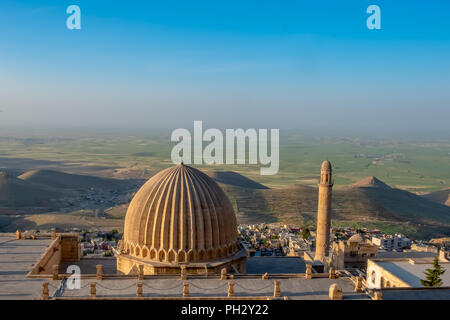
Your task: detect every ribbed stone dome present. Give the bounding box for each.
[123,164,238,263]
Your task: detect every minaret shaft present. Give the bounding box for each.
[314,161,333,262]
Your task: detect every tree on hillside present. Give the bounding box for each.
[421,256,446,287]
[301,228,310,240]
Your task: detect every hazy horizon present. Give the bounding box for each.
[1,1,449,133]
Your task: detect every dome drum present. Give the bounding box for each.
[122,241,238,263]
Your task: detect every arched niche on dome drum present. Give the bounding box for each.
[197,249,206,261]
[207,249,214,260]
[187,250,194,262]
[178,250,187,263]
[142,247,148,259]
[150,248,157,260]
[168,249,177,263]
[158,249,166,262]
[222,246,228,257]
[216,247,222,258]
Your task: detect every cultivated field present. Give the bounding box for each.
[0,128,448,192]
[0,128,449,238]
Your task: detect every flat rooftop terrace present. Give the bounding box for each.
[1,234,363,300]
[52,277,368,300]
[246,256,306,274]
[58,256,306,275]
[0,235,59,299]
[3,235,449,300]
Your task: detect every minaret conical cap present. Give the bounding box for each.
[321,160,332,171]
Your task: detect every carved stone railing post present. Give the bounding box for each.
[96,265,103,280]
[355,276,363,293]
[137,282,143,297]
[305,264,312,279]
[374,291,383,300]
[182,282,189,297]
[90,282,96,298]
[329,284,343,300]
[180,266,187,280]
[138,265,144,280]
[42,282,49,300]
[228,281,235,297]
[273,281,280,298]
[329,267,336,279]
[221,268,227,280]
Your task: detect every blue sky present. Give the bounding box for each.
[0,1,449,133]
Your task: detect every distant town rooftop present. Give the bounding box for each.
[375,259,450,287]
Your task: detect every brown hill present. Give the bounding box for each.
[0,170,137,212]
[218,173,450,238]
[423,188,450,206]
[351,176,391,189]
[346,177,450,225]
[204,170,268,189]
[18,169,126,191]
[0,171,63,208]
[3,168,448,239]
[222,183,400,226]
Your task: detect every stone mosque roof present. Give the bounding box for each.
[123,163,238,264]
[348,234,364,243]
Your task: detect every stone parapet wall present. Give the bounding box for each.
[28,237,62,275]
[60,234,81,261]
[27,233,80,277]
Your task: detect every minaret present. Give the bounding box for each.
[314,160,333,262]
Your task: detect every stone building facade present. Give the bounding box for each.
[330,234,378,270]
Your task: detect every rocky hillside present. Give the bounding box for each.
[423,188,450,207]
[219,174,450,239]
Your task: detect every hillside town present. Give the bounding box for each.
[238,223,415,256]
[27,223,446,264]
